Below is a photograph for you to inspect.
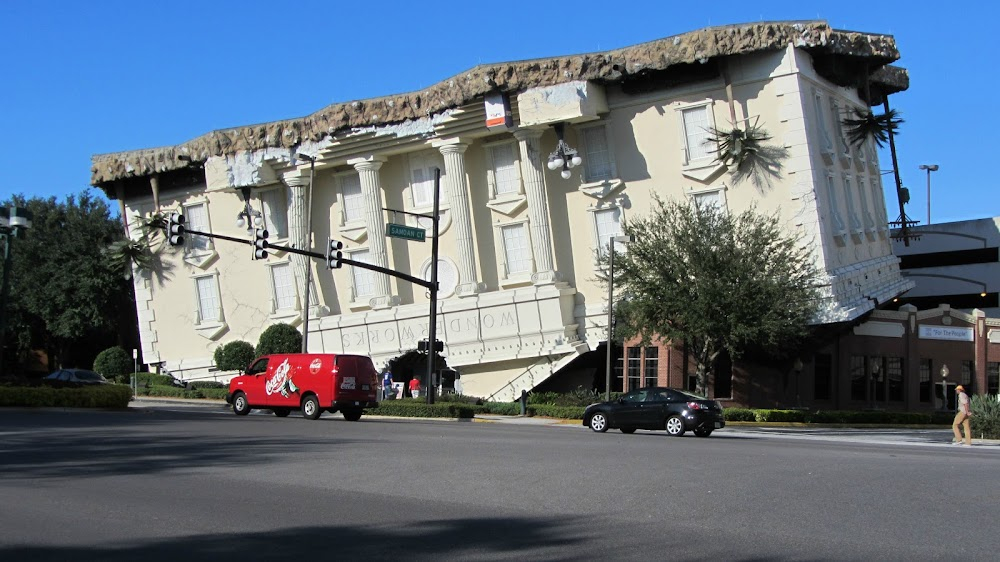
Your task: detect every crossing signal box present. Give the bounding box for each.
[167,213,185,246]
[417,339,443,352]
[327,238,344,269]
[253,228,269,259]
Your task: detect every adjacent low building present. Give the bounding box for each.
[92,21,917,404]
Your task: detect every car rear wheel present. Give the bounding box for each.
[232,392,251,416]
[301,395,321,420]
[342,408,363,422]
[693,427,713,437]
[665,415,686,436]
[620,427,636,434]
[273,408,290,417]
[588,413,609,433]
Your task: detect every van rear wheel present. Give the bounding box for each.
[301,395,321,420]
[342,408,363,422]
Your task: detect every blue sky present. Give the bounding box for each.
[1,0,994,224]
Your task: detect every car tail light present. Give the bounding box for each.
[687,401,704,410]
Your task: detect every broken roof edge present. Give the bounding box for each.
[92,19,904,187]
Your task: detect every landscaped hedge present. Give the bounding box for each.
[129,373,176,386]
[137,385,228,400]
[372,399,475,419]
[0,384,132,409]
[723,408,956,425]
[530,404,586,419]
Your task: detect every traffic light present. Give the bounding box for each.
[167,213,185,246]
[327,237,344,269]
[253,228,269,260]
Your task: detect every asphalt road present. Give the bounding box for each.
[0,405,997,561]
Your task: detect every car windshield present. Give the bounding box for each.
[74,371,105,382]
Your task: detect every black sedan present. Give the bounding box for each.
[43,369,109,384]
[583,387,725,436]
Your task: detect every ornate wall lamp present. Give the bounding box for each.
[546,123,582,179]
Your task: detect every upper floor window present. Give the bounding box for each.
[340,173,365,223]
[409,152,443,208]
[580,124,615,183]
[269,262,297,312]
[195,274,221,323]
[825,173,846,233]
[680,104,714,163]
[594,207,623,259]
[830,99,851,158]
[500,222,532,276]
[813,89,833,154]
[487,142,522,197]
[184,202,212,252]
[349,249,375,300]
[260,187,288,240]
[857,176,876,231]
[690,187,727,212]
[843,174,862,232]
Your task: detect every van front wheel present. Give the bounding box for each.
[232,392,250,416]
[302,395,322,420]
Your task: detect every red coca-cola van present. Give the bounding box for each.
[225,353,379,420]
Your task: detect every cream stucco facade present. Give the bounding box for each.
[93,21,914,400]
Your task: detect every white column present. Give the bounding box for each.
[284,176,316,313]
[350,157,397,308]
[515,128,559,284]
[438,141,484,296]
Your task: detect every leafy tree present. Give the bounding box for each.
[1,192,133,372]
[611,197,821,396]
[214,340,256,372]
[93,346,133,381]
[255,323,302,356]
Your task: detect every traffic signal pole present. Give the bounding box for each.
[425,168,441,405]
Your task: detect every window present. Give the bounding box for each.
[487,143,521,197]
[260,187,289,239]
[919,359,932,403]
[340,174,365,223]
[826,173,846,233]
[681,105,713,163]
[614,348,624,392]
[627,347,642,391]
[594,207,622,259]
[871,175,888,228]
[580,124,614,182]
[422,259,458,298]
[714,350,733,399]
[850,355,866,401]
[830,99,851,157]
[843,175,862,231]
[813,90,833,154]
[184,202,211,251]
[269,262,297,312]
[195,275,221,323]
[887,357,903,402]
[988,362,999,395]
[691,188,726,211]
[644,347,659,387]
[857,176,876,231]
[961,360,974,392]
[814,354,832,400]
[409,152,442,208]
[500,223,532,276]
[350,249,375,299]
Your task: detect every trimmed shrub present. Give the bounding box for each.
[435,393,484,405]
[371,399,475,419]
[970,394,1000,440]
[93,347,133,381]
[479,401,523,415]
[214,340,256,372]
[255,323,302,356]
[190,381,225,390]
[723,408,756,422]
[138,386,228,400]
[129,372,175,387]
[530,404,585,419]
[528,387,605,407]
[0,384,132,408]
[753,409,806,423]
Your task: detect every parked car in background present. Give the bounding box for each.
[44,369,109,385]
[583,387,725,436]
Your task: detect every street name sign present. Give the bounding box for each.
[387,223,426,242]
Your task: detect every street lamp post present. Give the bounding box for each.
[870,360,880,410]
[919,164,939,225]
[605,234,634,401]
[0,206,33,373]
[940,364,949,411]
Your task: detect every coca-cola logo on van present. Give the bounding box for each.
[309,358,322,374]
[265,359,299,397]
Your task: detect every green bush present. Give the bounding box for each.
[479,401,523,415]
[0,384,132,408]
[753,409,806,423]
[129,372,175,387]
[528,387,605,407]
[970,394,1000,439]
[255,323,302,356]
[723,408,756,421]
[214,340,256,372]
[530,404,585,419]
[372,399,475,419]
[138,385,228,400]
[435,393,484,405]
[190,381,225,390]
[93,347,133,381]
